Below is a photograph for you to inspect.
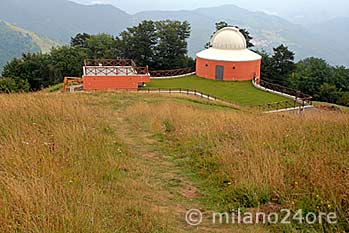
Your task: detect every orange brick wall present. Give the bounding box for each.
[196,57,261,81]
[83,75,150,91]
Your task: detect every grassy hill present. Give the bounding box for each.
[144,76,288,106]
[0,20,59,72]
[0,92,348,232]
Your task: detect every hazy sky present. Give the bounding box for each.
[72,0,349,20]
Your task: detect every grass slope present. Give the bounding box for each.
[1,92,347,232]
[145,76,288,106]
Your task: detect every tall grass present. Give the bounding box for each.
[1,92,348,232]
[0,93,167,232]
[125,102,349,232]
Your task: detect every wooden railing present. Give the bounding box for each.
[137,88,238,106]
[84,66,149,76]
[260,80,312,101]
[150,67,195,77]
[257,100,299,112]
[256,98,315,112]
[84,59,149,76]
[84,60,194,77]
[84,59,136,67]
[254,79,313,112]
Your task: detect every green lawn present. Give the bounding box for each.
[144,76,289,106]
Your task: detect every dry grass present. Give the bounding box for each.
[1,92,348,232]
[0,93,168,232]
[125,102,349,232]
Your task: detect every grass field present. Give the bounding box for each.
[313,101,349,113]
[0,92,348,232]
[144,76,288,106]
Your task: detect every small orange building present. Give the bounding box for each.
[196,27,261,82]
[83,59,150,91]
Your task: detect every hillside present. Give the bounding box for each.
[0,92,348,232]
[0,20,59,72]
[0,0,132,43]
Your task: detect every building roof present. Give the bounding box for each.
[211,27,247,50]
[196,27,262,62]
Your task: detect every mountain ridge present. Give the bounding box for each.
[0,20,60,73]
[0,0,348,67]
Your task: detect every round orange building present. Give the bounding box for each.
[196,27,262,82]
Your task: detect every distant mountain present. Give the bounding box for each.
[134,5,303,57]
[0,0,348,67]
[307,17,349,50]
[0,20,60,73]
[134,5,349,66]
[0,0,132,42]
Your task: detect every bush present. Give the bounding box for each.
[337,92,349,106]
[0,77,29,93]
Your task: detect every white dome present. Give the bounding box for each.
[211,27,247,50]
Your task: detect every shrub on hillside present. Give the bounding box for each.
[0,77,29,93]
[337,92,349,106]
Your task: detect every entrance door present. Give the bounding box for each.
[215,65,224,80]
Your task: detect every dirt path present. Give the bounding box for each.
[112,110,266,233]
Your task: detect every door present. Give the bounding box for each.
[215,65,224,80]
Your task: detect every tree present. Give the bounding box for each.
[215,21,229,31]
[271,44,296,86]
[0,77,29,93]
[85,33,119,59]
[2,46,87,91]
[332,66,349,91]
[71,33,91,48]
[295,57,333,97]
[319,83,338,103]
[119,21,157,67]
[153,20,191,69]
[257,50,275,82]
[2,53,53,90]
[50,46,87,82]
[118,20,192,70]
[337,92,349,106]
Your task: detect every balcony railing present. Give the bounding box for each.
[84,59,136,67]
[83,59,149,76]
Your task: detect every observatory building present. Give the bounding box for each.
[196,27,262,82]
